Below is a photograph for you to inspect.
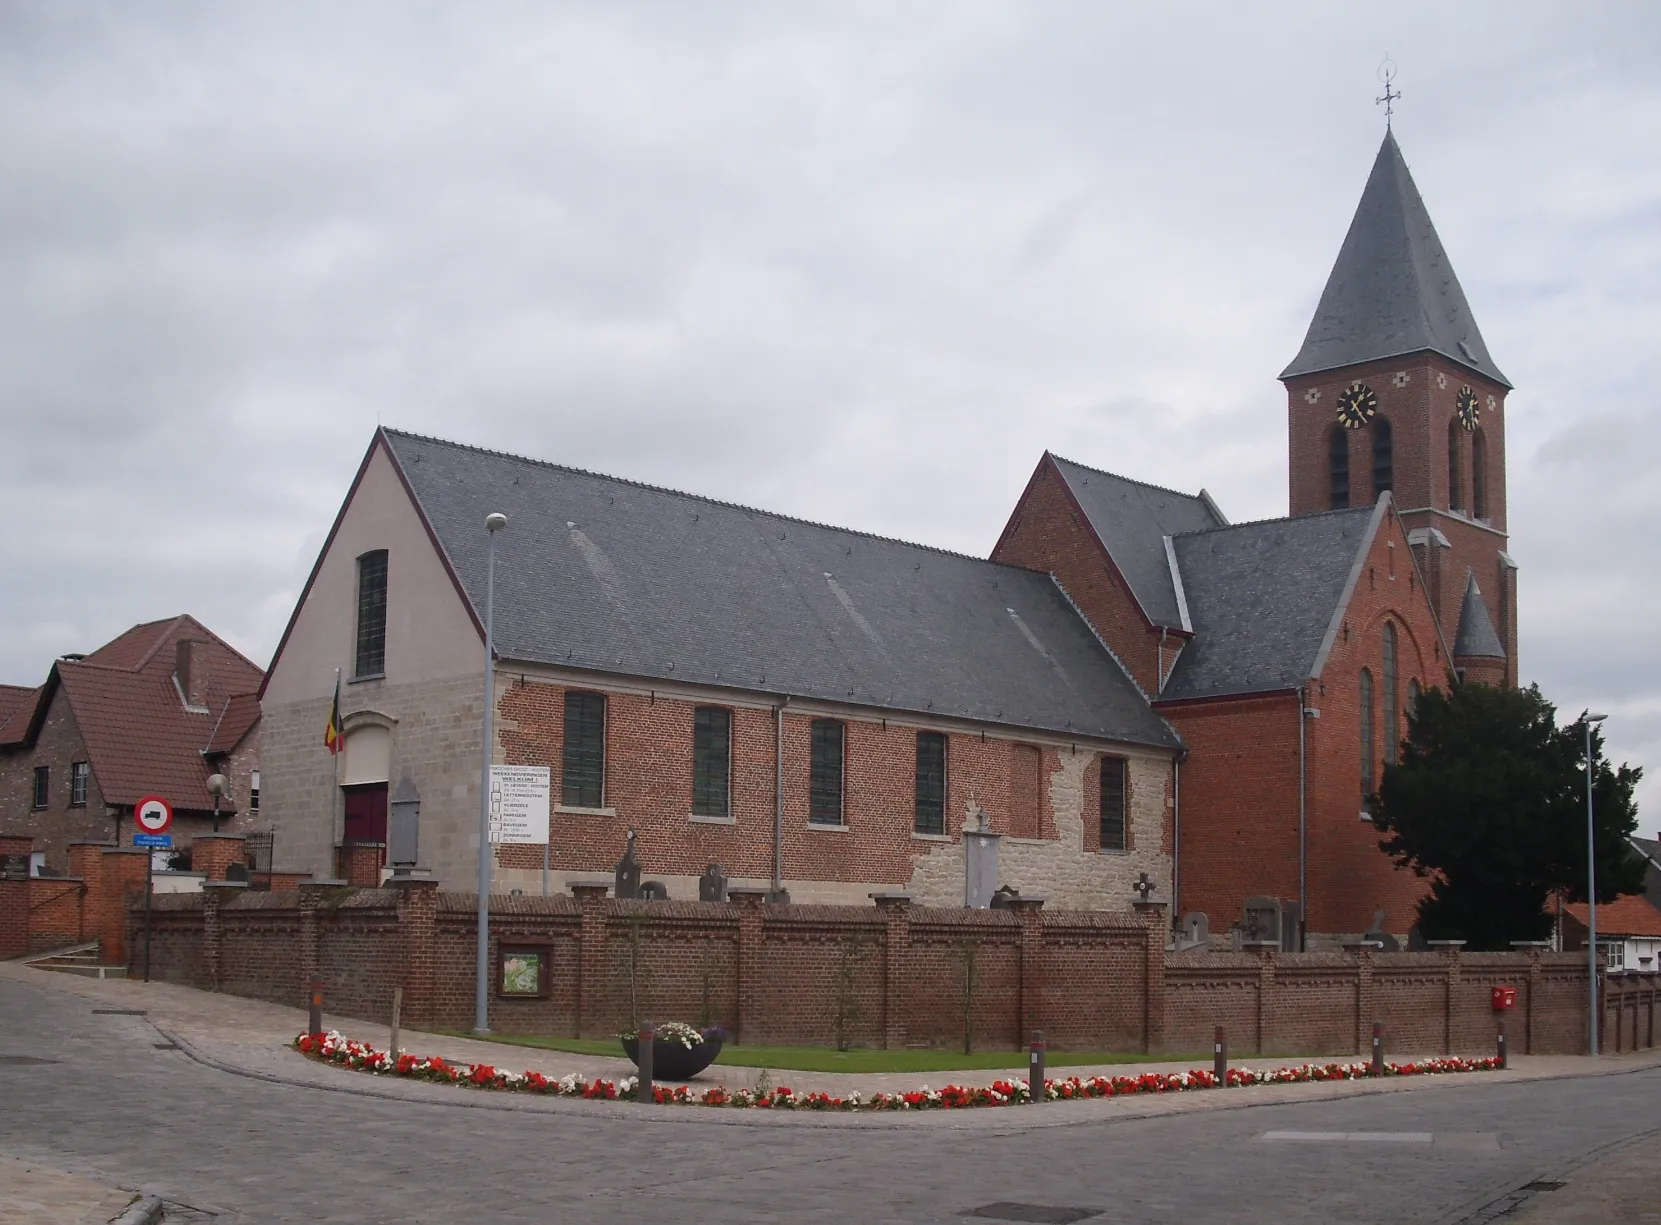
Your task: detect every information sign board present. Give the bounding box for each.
[487,765,551,845]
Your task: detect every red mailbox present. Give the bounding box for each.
[1491,986,1517,1010]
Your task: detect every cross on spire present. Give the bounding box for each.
[1376,56,1401,128]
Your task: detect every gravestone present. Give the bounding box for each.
[614,829,642,900]
[698,863,727,903]
[1241,896,1281,946]
[1405,925,1429,952]
[1180,911,1209,950]
[1279,900,1302,952]
[1364,908,1401,952]
[989,885,1021,910]
[963,808,1001,909]
[389,775,421,876]
[639,880,669,901]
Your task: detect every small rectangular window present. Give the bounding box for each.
[914,732,946,835]
[354,550,389,678]
[562,691,607,808]
[692,707,732,817]
[32,766,48,810]
[809,719,845,825]
[1099,757,1128,851]
[70,761,89,807]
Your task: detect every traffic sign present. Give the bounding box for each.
[134,833,173,849]
[134,795,173,835]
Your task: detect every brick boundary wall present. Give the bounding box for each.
[128,886,1658,1057]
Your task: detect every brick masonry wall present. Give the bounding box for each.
[0,688,118,872]
[26,876,89,951]
[130,887,1644,1057]
[991,457,1170,694]
[495,676,1174,909]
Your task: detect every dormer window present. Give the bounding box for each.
[354,550,389,678]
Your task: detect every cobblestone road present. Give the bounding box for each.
[2,975,1657,1224]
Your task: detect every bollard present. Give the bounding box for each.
[1214,1025,1227,1081]
[390,987,403,1061]
[1028,1031,1046,1103]
[1370,1020,1384,1075]
[308,977,324,1036]
[636,1019,654,1104]
[1497,1019,1508,1070]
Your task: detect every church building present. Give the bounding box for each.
[258,129,1516,945]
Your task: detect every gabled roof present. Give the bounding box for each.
[4,616,264,811]
[1453,570,1506,660]
[204,692,262,756]
[1047,455,1226,630]
[1281,130,1510,388]
[0,685,40,745]
[1161,505,1381,701]
[1631,834,1661,871]
[1563,894,1661,940]
[381,430,1179,749]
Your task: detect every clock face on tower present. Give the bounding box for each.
[1335,382,1378,430]
[1456,385,1480,431]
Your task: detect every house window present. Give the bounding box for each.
[1099,756,1128,851]
[1602,940,1625,971]
[809,719,845,826]
[1329,427,1350,510]
[1472,429,1488,520]
[1360,668,1375,798]
[561,691,606,808]
[1382,622,1399,767]
[1371,416,1393,497]
[70,761,89,807]
[692,706,731,817]
[32,766,48,810]
[1447,419,1463,511]
[1407,679,1422,723]
[354,550,389,678]
[914,731,946,835]
[249,771,261,815]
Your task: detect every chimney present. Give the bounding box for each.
[175,639,208,709]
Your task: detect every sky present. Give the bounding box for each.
[2,2,1657,817]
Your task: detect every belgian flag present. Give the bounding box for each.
[323,673,343,755]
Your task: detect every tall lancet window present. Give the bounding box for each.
[1472,429,1488,520]
[1382,622,1399,766]
[1360,668,1375,799]
[1447,419,1464,511]
[1329,427,1350,510]
[1371,417,1393,498]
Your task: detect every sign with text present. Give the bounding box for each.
[487,765,551,845]
[134,833,173,849]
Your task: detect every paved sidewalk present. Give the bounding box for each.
[7,959,1659,1131]
[1508,1129,1661,1223]
[0,1156,139,1225]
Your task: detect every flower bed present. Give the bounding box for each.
[293,1031,1502,1111]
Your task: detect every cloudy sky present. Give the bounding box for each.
[2,2,1657,814]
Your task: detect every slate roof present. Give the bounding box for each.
[1632,835,1661,871]
[1048,456,1225,630]
[1563,894,1661,939]
[381,430,1179,749]
[1453,570,1506,660]
[1,617,264,811]
[1281,130,1510,387]
[1161,506,1378,701]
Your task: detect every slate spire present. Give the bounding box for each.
[1453,569,1506,660]
[1282,130,1510,387]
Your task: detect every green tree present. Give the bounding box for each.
[1372,682,1644,950]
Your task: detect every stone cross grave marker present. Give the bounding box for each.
[614,829,642,900]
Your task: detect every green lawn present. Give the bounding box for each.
[438,1030,1203,1074]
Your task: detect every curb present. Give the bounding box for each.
[149,1022,1661,1133]
[110,1194,164,1225]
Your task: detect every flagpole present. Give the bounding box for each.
[332,667,342,871]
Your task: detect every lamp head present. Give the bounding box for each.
[1588,712,1609,724]
[206,773,227,798]
[485,512,507,533]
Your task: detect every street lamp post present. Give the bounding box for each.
[476,512,508,1035]
[1584,710,1608,1057]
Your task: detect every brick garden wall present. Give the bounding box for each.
[126,886,1657,1058]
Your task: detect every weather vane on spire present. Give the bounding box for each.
[1376,56,1401,128]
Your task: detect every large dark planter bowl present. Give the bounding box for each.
[622,1030,725,1081]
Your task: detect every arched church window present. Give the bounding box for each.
[1447,419,1463,512]
[1382,622,1398,766]
[1372,417,1393,498]
[1360,667,1375,798]
[1329,427,1350,510]
[1472,429,1488,520]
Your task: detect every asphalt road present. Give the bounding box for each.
[1,977,1656,1225]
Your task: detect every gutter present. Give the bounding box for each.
[773,697,788,897]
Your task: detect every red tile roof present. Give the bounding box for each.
[33,616,264,812]
[204,692,261,755]
[1564,894,1661,939]
[0,684,39,743]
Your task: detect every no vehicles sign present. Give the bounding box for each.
[134,795,173,835]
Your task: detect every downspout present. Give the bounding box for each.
[772,698,787,897]
[1297,683,1308,952]
[1171,753,1182,919]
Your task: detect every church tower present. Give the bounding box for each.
[1281,130,1517,685]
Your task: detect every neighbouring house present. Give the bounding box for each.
[0,616,263,872]
[1561,894,1661,976]
[258,127,1522,942]
[1629,833,1661,913]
